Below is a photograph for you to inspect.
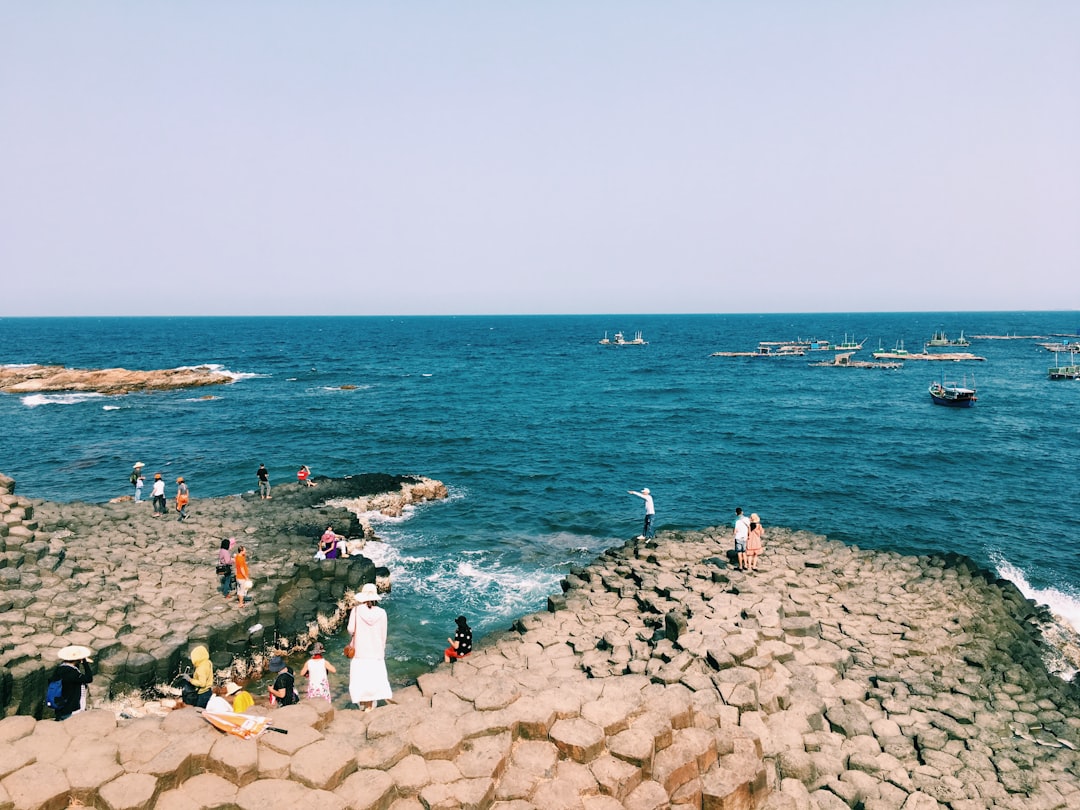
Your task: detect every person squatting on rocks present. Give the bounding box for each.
[746,513,764,572]
[50,645,94,721]
[151,473,166,517]
[734,506,751,570]
[175,476,190,521]
[297,464,316,487]
[317,525,344,560]
[444,615,473,662]
[347,583,392,711]
[300,642,336,702]
[268,656,299,706]
[628,487,655,539]
[217,538,235,599]
[182,645,213,708]
[257,463,271,499]
[233,544,252,608]
[130,462,145,501]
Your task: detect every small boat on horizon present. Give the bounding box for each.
[926,330,970,348]
[873,340,909,358]
[832,334,866,351]
[599,331,648,347]
[929,375,977,407]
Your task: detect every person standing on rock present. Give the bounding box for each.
[746,513,764,572]
[256,463,271,499]
[217,538,235,599]
[130,462,145,501]
[50,645,94,721]
[300,642,336,702]
[233,544,252,608]
[175,477,189,522]
[347,583,392,711]
[628,488,655,539]
[733,507,751,570]
[151,473,166,517]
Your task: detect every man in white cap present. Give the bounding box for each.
[130,462,145,501]
[49,645,94,720]
[628,487,655,540]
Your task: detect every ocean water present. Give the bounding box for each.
[2,313,1079,685]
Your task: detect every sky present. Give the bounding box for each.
[1,2,1078,316]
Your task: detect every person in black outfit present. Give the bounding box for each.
[444,615,473,662]
[257,464,271,499]
[267,656,298,706]
[52,645,94,720]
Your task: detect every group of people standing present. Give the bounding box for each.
[733,507,764,571]
[216,538,253,607]
[628,488,765,571]
[130,462,188,521]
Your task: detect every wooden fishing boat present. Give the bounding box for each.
[929,377,977,407]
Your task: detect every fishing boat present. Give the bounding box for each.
[755,343,805,357]
[925,330,970,348]
[873,340,909,359]
[832,334,865,351]
[1048,352,1080,380]
[599,331,648,347]
[929,376,977,407]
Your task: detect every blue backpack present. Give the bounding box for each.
[45,679,64,711]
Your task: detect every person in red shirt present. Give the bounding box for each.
[297,465,316,487]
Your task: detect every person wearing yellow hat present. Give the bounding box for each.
[50,645,94,720]
[175,476,189,522]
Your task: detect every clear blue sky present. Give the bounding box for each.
[2,2,1078,316]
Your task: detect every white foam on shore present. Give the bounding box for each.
[22,392,107,408]
[993,555,1080,679]
[176,363,264,382]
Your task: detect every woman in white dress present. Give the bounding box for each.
[347,583,392,711]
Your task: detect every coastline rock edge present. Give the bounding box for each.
[1,474,1079,808]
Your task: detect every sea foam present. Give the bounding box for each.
[994,554,1080,679]
[22,393,106,408]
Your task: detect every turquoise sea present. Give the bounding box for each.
[2,313,1078,686]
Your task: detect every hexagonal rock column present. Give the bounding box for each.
[548,717,605,764]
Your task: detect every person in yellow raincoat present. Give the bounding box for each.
[184,645,213,708]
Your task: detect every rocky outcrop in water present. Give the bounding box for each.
[0,364,234,394]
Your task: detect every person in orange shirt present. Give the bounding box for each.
[233,544,252,608]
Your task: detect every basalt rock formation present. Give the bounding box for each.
[0,472,447,717]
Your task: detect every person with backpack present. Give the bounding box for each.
[175,477,190,522]
[267,656,299,706]
[48,645,94,721]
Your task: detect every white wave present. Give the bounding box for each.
[421,374,433,377]
[993,554,1080,680]
[102,405,122,411]
[2,363,38,369]
[22,393,106,408]
[994,556,1080,634]
[175,363,265,382]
